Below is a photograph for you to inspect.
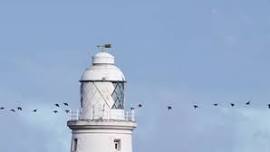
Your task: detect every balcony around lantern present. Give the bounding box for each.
[67,109,136,130]
[69,109,136,122]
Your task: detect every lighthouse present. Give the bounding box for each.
[67,44,137,152]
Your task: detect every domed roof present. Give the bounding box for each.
[81,51,125,82]
[92,51,114,65]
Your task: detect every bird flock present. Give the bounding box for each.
[132,100,270,111]
[2,100,270,115]
[0,103,70,114]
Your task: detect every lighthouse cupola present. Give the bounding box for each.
[80,44,126,120]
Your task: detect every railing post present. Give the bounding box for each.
[76,109,79,120]
[131,109,135,121]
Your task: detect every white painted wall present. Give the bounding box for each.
[71,129,133,152]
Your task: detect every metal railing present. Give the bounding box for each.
[70,110,80,120]
[69,109,135,122]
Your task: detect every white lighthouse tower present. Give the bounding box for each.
[67,44,136,152]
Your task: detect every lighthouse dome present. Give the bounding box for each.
[81,51,125,82]
[92,51,114,65]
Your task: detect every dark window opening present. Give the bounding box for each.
[114,139,121,151]
[73,138,78,151]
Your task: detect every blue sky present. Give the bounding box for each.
[1,0,270,151]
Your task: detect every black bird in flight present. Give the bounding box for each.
[10,109,16,112]
[63,103,69,106]
[130,107,135,110]
[268,104,270,109]
[0,107,4,110]
[55,104,60,107]
[246,101,251,105]
[193,105,198,109]
[33,109,37,112]
[53,110,58,113]
[138,104,143,108]
[213,103,218,106]
[230,103,235,107]
[65,110,70,113]
[167,106,172,110]
[17,107,22,111]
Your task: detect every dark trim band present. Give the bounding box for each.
[79,80,127,83]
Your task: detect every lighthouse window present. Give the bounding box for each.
[72,138,78,152]
[111,82,124,109]
[114,139,121,151]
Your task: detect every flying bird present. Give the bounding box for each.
[63,103,69,106]
[230,103,235,107]
[17,107,22,111]
[213,103,218,106]
[33,109,37,112]
[245,101,251,105]
[193,105,198,109]
[268,104,270,109]
[10,109,16,112]
[130,107,135,110]
[138,104,143,108]
[167,106,172,110]
[65,110,70,113]
[0,107,4,110]
[53,110,58,113]
[55,104,60,107]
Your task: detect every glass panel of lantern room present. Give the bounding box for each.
[80,84,83,108]
[111,82,125,109]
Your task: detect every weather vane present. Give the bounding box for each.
[96,43,112,52]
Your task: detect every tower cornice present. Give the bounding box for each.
[67,119,137,130]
